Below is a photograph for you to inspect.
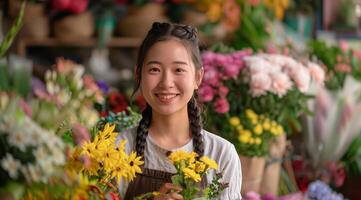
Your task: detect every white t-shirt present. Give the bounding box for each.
[118,128,242,200]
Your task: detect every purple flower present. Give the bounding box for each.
[96,80,109,94]
[214,97,229,113]
[307,181,345,200]
[31,78,46,95]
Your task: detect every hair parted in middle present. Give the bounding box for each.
[133,22,204,158]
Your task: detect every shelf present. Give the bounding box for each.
[17,37,143,56]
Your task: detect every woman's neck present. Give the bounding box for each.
[148,110,191,150]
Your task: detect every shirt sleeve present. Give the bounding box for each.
[217,144,242,200]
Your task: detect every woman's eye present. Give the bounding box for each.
[176,68,186,73]
[149,67,160,73]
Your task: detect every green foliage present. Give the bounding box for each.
[232,3,270,50]
[0,1,25,58]
[342,132,361,175]
[308,40,361,90]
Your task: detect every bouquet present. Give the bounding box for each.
[136,150,228,200]
[200,50,325,156]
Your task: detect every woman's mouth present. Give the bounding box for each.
[155,93,179,103]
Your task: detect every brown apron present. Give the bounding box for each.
[124,167,208,200]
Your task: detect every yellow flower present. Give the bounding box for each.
[100,148,119,170]
[194,161,206,174]
[239,134,250,143]
[200,156,218,170]
[182,167,201,182]
[125,152,144,181]
[169,150,188,163]
[229,116,241,127]
[239,129,251,136]
[262,121,271,130]
[245,109,258,121]
[152,192,160,196]
[96,123,118,143]
[253,124,263,135]
[270,127,278,136]
[255,137,262,145]
[236,125,243,131]
[249,138,255,144]
[206,2,222,22]
[110,161,128,183]
[81,141,96,158]
[276,125,284,135]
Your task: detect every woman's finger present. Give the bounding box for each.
[159,183,182,193]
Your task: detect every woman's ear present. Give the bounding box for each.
[194,67,204,89]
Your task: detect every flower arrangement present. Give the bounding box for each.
[31,58,101,132]
[0,98,65,185]
[308,40,361,90]
[136,150,228,200]
[228,109,285,157]
[200,50,325,156]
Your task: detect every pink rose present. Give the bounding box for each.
[218,85,229,97]
[250,72,271,97]
[199,85,215,102]
[214,98,229,113]
[307,62,325,84]
[202,51,217,65]
[270,72,292,97]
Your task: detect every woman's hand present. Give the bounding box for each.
[154,183,183,200]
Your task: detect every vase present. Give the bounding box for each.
[117,3,169,38]
[260,134,287,196]
[239,155,265,195]
[53,11,94,41]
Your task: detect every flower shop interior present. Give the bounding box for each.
[1,0,361,200]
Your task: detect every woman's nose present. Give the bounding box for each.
[159,71,174,88]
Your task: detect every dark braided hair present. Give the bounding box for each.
[133,22,204,157]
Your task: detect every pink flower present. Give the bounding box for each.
[214,98,229,113]
[72,123,90,146]
[214,54,231,66]
[199,85,215,102]
[244,191,261,200]
[339,40,349,52]
[203,67,220,86]
[223,63,241,78]
[334,63,352,73]
[291,66,311,93]
[202,51,217,65]
[218,85,229,97]
[67,0,88,14]
[270,72,292,97]
[250,72,271,97]
[19,99,32,117]
[307,62,325,84]
[248,0,260,6]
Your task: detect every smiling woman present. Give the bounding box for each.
[118,22,242,200]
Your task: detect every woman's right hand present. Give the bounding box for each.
[154,183,183,200]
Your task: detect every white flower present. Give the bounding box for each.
[38,158,55,176]
[1,153,21,178]
[270,72,293,97]
[8,130,27,151]
[34,146,48,161]
[250,72,272,97]
[50,148,65,166]
[27,164,43,183]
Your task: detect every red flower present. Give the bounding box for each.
[108,91,128,114]
[108,192,121,200]
[135,94,147,111]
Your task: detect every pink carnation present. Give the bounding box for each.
[250,72,271,97]
[218,85,229,97]
[214,98,230,113]
[199,85,215,102]
[292,66,311,93]
[203,67,220,86]
[307,62,325,84]
[270,72,292,97]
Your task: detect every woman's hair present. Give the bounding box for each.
[134,22,204,158]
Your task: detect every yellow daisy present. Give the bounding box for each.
[182,167,201,182]
[200,156,218,170]
[125,152,144,181]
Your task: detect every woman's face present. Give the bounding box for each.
[140,40,203,116]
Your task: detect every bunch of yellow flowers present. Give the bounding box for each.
[67,123,144,184]
[229,109,285,157]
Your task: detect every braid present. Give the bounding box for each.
[188,96,204,156]
[136,104,152,158]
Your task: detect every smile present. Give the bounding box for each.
[155,93,180,103]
